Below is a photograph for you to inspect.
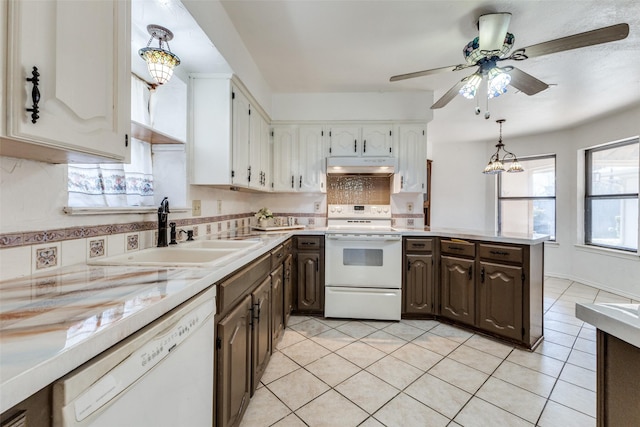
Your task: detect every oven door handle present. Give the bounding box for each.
[326,235,402,242]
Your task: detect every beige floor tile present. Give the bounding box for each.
[400,318,440,331]
[405,373,471,419]
[260,351,301,384]
[296,390,368,427]
[289,318,333,337]
[309,328,356,352]
[534,340,572,361]
[475,377,546,423]
[453,397,533,427]
[239,387,291,427]
[391,342,443,371]
[336,321,378,339]
[366,355,423,389]
[572,337,596,355]
[361,320,395,330]
[267,369,330,410]
[506,349,565,377]
[537,400,596,427]
[382,321,425,341]
[567,348,596,371]
[316,317,350,328]
[335,370,399,413]
[335,341,386,368]
[542,329,577,348]
[492,361,556,398]
[412,332,461,356]
[559,363,596,392]
[428,358,489,394]
[429,323,474,343]
[544,319,582,336]
[271,413,307,427]
[373,392,450,427]
[286,315,311,326]
[448,344,504,375]
[549,380,596,417]
[359,417,385,427]
[463,334,514,359]
[280,338,331,366]
[305,353,360,387]
[577,326,596,342]
[276,329,307,350]
[360,330,407,354]
[543,310,585,326]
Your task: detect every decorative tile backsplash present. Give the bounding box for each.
[34,245,59,270]
[89,239,106,258]
[327,176,391,205]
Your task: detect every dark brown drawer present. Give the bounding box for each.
[441,240,475,257]
[405,238,433,252]
[217,253,270,316]
[479,244,523,264]
[270,244,285,269]
[296,236,321,250]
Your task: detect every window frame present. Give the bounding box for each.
[584,138,639,252]
[497,154,557,240]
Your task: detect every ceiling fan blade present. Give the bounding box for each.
[479,13,511,52]
[507,67,549,95]
[515,23,629,59]
[431,78,468,109]
[390,63,472,82]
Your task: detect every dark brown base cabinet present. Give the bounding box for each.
[294,236,325,314]
[403,237,544,349]
[271,264,284,344]
[283,253,293,325]
[251,277,272,394]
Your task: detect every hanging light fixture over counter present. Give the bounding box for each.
[483,119,524,174]
[139,24,181,85]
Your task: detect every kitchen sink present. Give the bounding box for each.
[87,247,239,267]
[180,238,262,250]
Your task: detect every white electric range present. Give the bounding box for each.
[325,204,402,321]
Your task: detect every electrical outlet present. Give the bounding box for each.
[314,202,321,212]
[407,202,414,213]
[192,200,202,216]
[217,200,222,214]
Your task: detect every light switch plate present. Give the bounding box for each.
[192,200,202,216]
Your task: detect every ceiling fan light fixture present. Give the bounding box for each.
[459,74,482,99]
[139,24,181,85]
[487,67,511,98]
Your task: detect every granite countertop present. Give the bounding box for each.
[0,226,545,412]
[576,303,640,348]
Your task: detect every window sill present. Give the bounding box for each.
[574,244,639,261]
[63,207,191,216]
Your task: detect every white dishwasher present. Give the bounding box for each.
[53,287,215,427]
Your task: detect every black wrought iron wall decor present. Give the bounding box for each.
[26,66,40,124]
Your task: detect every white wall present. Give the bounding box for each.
[431,104,640,299]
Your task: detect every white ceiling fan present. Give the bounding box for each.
[390,13,629,118]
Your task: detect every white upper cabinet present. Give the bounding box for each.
[272,124,325,193]
[190,75,271,191]
[327,124,392,157]
[394,124,427,193]
[2,0,131,163]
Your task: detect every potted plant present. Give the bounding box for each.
[254,207,273,228]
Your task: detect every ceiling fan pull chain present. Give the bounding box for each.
[485,95,491,119]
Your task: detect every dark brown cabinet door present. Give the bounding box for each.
[296,252,323,313]
[478,261,523,341]
[217,295,252,427]
[440,255,475,325]
[283,254,293,326]
[271,264,284,345]
[251,276,271,395]
[405,253,434,315]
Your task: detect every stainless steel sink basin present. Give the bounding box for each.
[87,247,238,267]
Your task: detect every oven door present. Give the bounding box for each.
[325,233,402,289]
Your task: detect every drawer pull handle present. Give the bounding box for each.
[413,243,425,247]
[449,246,463,251]
[489,250,510,256]
[26,66,40,124]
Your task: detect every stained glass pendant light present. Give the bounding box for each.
[483,119,524,174]
[139,25,181,85]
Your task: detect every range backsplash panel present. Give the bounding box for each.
[327,176,391,205]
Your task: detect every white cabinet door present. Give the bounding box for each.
[328,125,359,156]
[394,125,427,193]
[361,125,393,157]
[4,0,130,163]
[272,126,298,192]
[248,105,263,190]
[298,125,326,192]
[260,117,271,191]
[232,88,250,187]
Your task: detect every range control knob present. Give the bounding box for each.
[330,206,336,213]
[383,206,389,213]
[336,206,343,213]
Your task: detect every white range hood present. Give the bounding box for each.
[326,157,397,175]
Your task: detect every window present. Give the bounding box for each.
[585,138,639,252]
[498,155,556,239]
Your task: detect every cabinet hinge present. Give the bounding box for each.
[125,134,129,147]
[321,130,324,136]
[521,272,525,284]
[329,147,332,154]
[232,91,235,99]
[231,170,235,178]
[522,327,525,338]
[422,130,425,135]
[248,108,251,115]
[389,147,392,153]
[271,130,274,137]
[329,131,332,137]
[216,337,222,349]
[389,130,392,136]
